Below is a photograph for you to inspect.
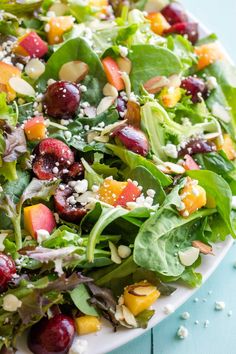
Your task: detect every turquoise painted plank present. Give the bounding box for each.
[110,330,152,354]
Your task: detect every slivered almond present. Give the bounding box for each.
[25,59,45,80]
[87,131,99,143]
[192,240,213,255]
[157,162,185,175]
[109,241,122,264]
[129,285,156,296]
[117,57,132,75]
[122,305,138,327]
[144,76,169,94]
[97,96,115,115]
[9,77,35,97]
[103,83,118,98]
[59,61,89,83]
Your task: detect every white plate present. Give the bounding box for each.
[16,13,234,354]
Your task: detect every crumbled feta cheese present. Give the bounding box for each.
[194,320,199,325]
[67,196,77,205]
[147,189,156,198]
[162,143,178,159]
[204,320,210,328]
[215,301,225,311]
[36,229,50,244]
[74,179,88,194]
[52,166,59,174]
[163,304,175,315]
[69,338,88,354]
[117,245,131,259]
[177,325,188,339]
[64,130,72,140]
[194,297,199,303]
[54,258,64,276]
[181,311,190,320]
[60,119,70,126]
[3,294,22,312]
[80,85,87,92]
[227,310,233,317]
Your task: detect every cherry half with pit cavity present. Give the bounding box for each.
[32,138,74,180]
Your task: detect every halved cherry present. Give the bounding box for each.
[54,185,87,222]
[164,22,199,44]
[33,138,74,180]
[0,253,16,293]
[62,162,84,182]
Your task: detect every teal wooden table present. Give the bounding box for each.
[110,1,236,353]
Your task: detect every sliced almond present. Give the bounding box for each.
[103,83,118,98]
[101,119,127,137]
[84,106,96,118]
[144,76,169,94]
[109,241,122,264]
[122,305,138,328]
[117,57,132,75]
[97,96,115,115]
[192,240,213,255]
[87,130,100,143]
[125,101,141,128]
[94,135,110,143]
[59,61,89,83]
[129,285,156,296]
[25,59,45,80]
[9,77,35,97]
[158,162,185,175]
[178,247,200,266]
[204,132,221,140]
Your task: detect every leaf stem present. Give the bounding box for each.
[12,215,22,250]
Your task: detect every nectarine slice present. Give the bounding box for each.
[24,203,56,238]
[24,116,46,141]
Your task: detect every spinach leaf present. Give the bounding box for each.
[129,166,165,204]
[81,158,103,189]
[128,45,182,93]
[86,204,128,262]
[70,284,98,316]
[194,151,234,176]
[202,61,236,136]
[38,38,106,105]
[134,208,214,277]
[166,35,196,72]
[106,144,172,187]
[187,170,235,237]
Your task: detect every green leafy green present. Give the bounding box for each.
[38,37,106,105]
[70,284,99,316]
[128,45,182,93]
[106,143,172,187]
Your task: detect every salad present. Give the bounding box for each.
[0,0,236,353]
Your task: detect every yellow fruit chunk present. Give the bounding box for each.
[123,281,160,316]
[75,315,101,335]
[147,12,170,35]
[47,16,74,45]
[0,61,21,101]
[24,116,46,141]
[98,178,127,205]
[160,87,181,108]
[194,43,224,70]
[180,178,207,217]
[221,134,236,160]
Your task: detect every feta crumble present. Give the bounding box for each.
[177,325,188,339]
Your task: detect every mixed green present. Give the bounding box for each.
[0,0,236,353]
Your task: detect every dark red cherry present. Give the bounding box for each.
[164,22,199,44]
[111,124,149,156]
[161,2,188,25]
[178,139,216,156]
[43,81,81,119]
[62,162,85,181]
[0,253,16,293]
[181,76,208,103]
[54,185,87,222]
[33,138,74,180]
[28,314,75,354]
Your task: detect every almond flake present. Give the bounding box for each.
[59,61,89,83]
[117,57,132,75]
[192,240,213,255]
[144,76,169,94]
[103,83,118,98]
[178,247,200,266]
[9,77,35,97]
[97,96,115,115]
[129,285,156,296]
[109,241,122,264]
